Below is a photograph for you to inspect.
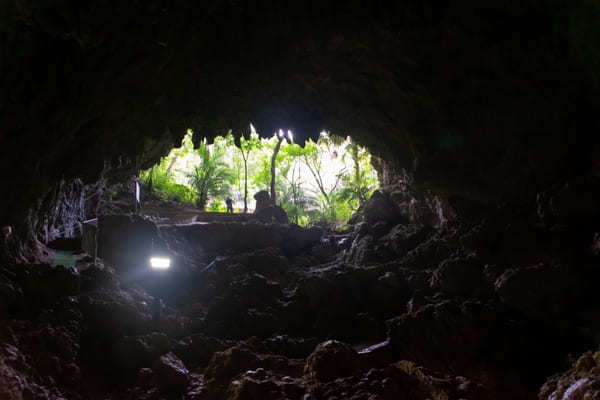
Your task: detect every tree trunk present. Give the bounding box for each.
[148,166,154,194]
[270,137,283,204]
[165,149,180,175]
[351,143,365,204]
[198,192,207,210]
[242,150,248,213]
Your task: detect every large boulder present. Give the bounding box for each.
[430,252,490,297]
[161,221,322,257]
[494,262,581,322]
[253,190,272,213]
[303,340,361,382]
[154,352,189,394]
[359,190,408,225]
[282,225,322,255]
[255,205,289,224]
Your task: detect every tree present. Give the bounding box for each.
[164,129,195,176]
[187,139,233,210]
[302,138,346,221]
[280,143,308,223]
[270,131,285,204]
[338,136,378,210]
[237,131,261,213]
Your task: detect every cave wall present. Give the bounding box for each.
[1,0,600,257]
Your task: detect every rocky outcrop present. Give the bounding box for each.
[303,340,361,382]
[160,220,322,258]
[2,188,600,399]
[253,191,272,213]
[97,214,163,269]
[539,349,600,400]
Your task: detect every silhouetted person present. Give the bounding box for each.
[225,197,234,213]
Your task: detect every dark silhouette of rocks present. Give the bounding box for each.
[2,1,600,399]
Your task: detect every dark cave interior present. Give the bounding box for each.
[2,1,600,399]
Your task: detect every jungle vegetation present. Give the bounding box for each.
[140,129,378,227]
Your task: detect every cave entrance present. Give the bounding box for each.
[140,129,379,227]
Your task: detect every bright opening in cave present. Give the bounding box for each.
[140,129,379,227]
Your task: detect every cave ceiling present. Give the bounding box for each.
[1,1,599,226]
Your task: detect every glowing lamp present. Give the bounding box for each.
[149,257,171,269]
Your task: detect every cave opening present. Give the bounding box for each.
[138,129,379,227]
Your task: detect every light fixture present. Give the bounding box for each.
[149,257,171,269]
[287,130,293,141]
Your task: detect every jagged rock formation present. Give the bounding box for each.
[1,181,600,398]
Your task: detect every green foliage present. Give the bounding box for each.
[207,199,228,212]
[140,156,197,205]
[142,129,378,227]
[187,139,234,210]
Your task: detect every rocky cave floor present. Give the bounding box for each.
[3,183,600,400]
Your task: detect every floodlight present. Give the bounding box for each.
[150,257,171,269]
[278,129,284,138]
[287,130,293,141]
